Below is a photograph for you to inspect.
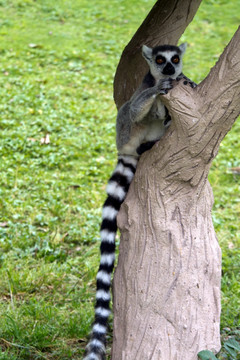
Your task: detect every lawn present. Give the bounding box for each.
[0,0,239,359]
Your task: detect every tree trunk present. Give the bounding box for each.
[111,1,240,358]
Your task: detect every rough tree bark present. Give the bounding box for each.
[111,1,240,359]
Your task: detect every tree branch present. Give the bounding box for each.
[160,25,240,168]
[197,25,240,129]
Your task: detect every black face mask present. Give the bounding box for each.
[162,62,175,75]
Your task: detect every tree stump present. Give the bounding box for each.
[111,24,240,360]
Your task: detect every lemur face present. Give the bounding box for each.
[142,43,187,80]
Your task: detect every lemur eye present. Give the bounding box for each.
[156,56,165,65]
[172,56,180,64]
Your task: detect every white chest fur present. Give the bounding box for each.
[150,96,166,120]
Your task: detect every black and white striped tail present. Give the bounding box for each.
[83,155,138,360]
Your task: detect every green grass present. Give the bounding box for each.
[0,0,239,359]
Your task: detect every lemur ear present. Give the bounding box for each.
[179,43,187,55]
[142,45,153,62]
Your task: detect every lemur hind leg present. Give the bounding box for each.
[136,140,158,155]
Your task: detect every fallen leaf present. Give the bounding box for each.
[28,43,42,48]
[40,134,50,144]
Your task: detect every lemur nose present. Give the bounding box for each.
[162,62,175,75]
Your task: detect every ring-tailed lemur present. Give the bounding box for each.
[84,43,196,360]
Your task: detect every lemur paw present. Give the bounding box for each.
[158,78,174,95]
[183,79,196,88]
[176,75,197,88]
